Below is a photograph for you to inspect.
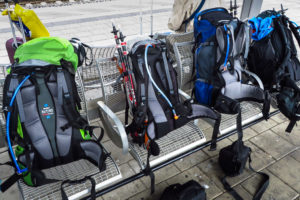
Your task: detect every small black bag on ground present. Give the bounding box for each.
[218,117,269,200]
[160,180,206,200]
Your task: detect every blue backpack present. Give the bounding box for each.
[193,8,270,119]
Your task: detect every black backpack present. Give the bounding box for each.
[160,180,206,200]
[248,9,300,132]
[126,39,221,193]
[193,8,270,151]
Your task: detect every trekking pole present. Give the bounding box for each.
[139,0,143,35]
[119,30,137,106]
[111,23,137,107]
[229,0,233,16]
[4,0,18,48]
[234,0,237,17]
[13,0,26,42]
[150,0,153,37]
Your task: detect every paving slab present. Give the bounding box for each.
[0,181,19,200]
[118,162,136,179]
[271,121,300,146]
[198,139,276,191]
[127,181,169,200]
[270,113,288,124]
[290,148,300,163]
[267,155,300,192]
[241,169,299,200]
[173,149,210,172]
[250,118,278,134]
[128,159,181,189]
[228,127,259,142]
[202,138,232,158]
[213,185,252,200]
[101,178,147,200]
[246,141,275,171]
[250,130,297,160]
[102,140,133,165]
[166,166,223,200]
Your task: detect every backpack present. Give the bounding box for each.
[248,9,300,132]
[128,39,221,147]
[193,8,270,139]
[160,180,206,200]
[0,37,106,196]
[124,38,221,193]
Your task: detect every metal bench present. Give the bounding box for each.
[167,32,266,135]
[0,64,122,200]
[90,46,207,170]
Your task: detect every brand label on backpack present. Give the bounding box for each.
[41,104,54,119]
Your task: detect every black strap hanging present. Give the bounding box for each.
[61,176,96,200]
[221,154,269,200]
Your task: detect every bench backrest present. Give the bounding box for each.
[166,32,194,92]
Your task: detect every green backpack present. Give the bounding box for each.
[1,37,105,194]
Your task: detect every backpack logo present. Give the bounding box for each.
[41,104,54,119]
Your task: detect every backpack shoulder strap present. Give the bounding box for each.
[288,20,300,48]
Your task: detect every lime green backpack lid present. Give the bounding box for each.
[14,37,79,71]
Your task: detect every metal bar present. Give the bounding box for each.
[139,0,143,35]
[83,109,280,200]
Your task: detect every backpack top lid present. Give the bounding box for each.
[194,7,232,44]
[249,11,280,41]
[14,37,78,72]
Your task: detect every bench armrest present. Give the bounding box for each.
[97,101,129,155]
[179,89,192,100]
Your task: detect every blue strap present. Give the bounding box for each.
[183,0,206,30]
[224,25,230,67]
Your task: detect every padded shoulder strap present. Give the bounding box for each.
[187,103,221,150]
[8,74,26,122]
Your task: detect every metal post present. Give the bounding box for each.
[150,0,153,36]
[5,1,18,48]
[139,0,143,35]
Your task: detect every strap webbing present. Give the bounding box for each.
[162,49,174,95]
[244,24,250,60]
[248,156,269,200]
[8,75,26,122]
[221,176,243,200]
[0,173,20,192]
[61,176,96,200]
[143,150,155,194]
[57,68,70,105]
[210,113,221,151]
